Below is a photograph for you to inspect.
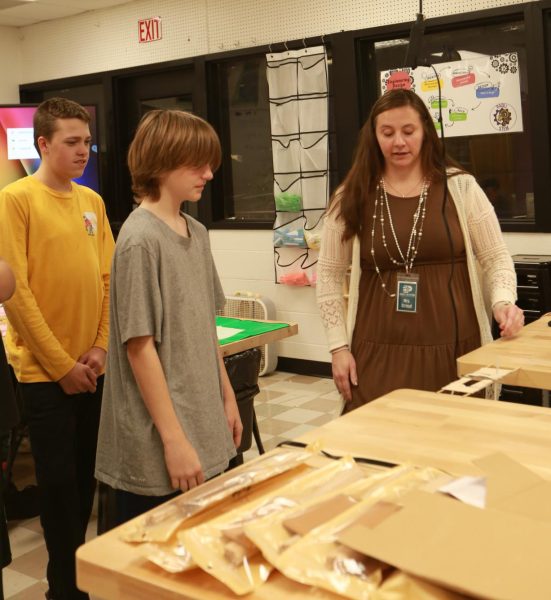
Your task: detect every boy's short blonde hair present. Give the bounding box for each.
[127,110,222,201]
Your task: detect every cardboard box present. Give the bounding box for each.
[337,453,551,600]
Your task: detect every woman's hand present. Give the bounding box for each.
[332,349,357,403]
[493,302,524,338]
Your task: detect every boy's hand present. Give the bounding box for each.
[58,362,97,394]
[224,389,243,448]
[163,436,205,492]
[78,346,106,375]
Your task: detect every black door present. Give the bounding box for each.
[114,67,195,228]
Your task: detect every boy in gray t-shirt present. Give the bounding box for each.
[95,110,242,524]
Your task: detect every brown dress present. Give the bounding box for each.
[346,180,481,413]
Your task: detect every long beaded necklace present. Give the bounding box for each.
[370,178,429,298]
[384,176,425,198]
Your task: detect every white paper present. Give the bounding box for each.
[216,326,244,341]
[7,128,40,160]
[439,476,487,508]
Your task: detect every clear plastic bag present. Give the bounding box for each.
[141,541,195,574]
[120,446,315,543]
[180,457,364,595]
[248,465,446,600]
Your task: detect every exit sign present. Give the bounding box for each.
[138,17,162,43]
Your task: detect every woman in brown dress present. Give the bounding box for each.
[317,89,524,413]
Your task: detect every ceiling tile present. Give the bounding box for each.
[0,0,133,26]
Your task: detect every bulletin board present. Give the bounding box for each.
[380,52,523,137]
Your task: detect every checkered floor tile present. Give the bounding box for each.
[3,371,340,599]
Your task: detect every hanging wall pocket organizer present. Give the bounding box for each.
[266,45,330,285]
[273,213,307,248]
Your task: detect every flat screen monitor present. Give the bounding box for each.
[0,104,100,193]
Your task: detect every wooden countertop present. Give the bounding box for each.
[299,388,551,479]
[457,314,551,390]
[77,389,551,599]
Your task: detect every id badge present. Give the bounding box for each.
[396,272,419,313]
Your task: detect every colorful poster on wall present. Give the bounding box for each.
[380,52,523,137]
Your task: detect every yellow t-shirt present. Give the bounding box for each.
[0,176,115,382]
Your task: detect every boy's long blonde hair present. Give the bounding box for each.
[128,110,221,201]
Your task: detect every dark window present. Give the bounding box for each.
[209,55,275,226]
[113,66,195,227]
[140,96,192,114]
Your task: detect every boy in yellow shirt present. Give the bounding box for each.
[0,98,114,600]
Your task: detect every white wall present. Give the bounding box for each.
[209,230,328,362]
[15,0,531,84]
[504,233,551,257]
[3,0,546,365]
[0,26,22,103]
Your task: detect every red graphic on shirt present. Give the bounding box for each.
[83,215,95,236]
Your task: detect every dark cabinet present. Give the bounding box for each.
[514,255,551,321]
[498,255,551,406]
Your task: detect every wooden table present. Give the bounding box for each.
[77,389,551,598]
[457,314,551,391]
[219,318,298,357]
[299,388,551,478]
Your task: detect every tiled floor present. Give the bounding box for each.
[3,371,340,599]
[243,371,341,461]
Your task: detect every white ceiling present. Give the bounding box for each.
[0,0,133,27]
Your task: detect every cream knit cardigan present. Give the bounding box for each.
[317,173,517,351]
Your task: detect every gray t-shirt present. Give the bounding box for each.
[95,208,236,495]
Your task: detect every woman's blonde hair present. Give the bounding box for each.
[127,110,221,201]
